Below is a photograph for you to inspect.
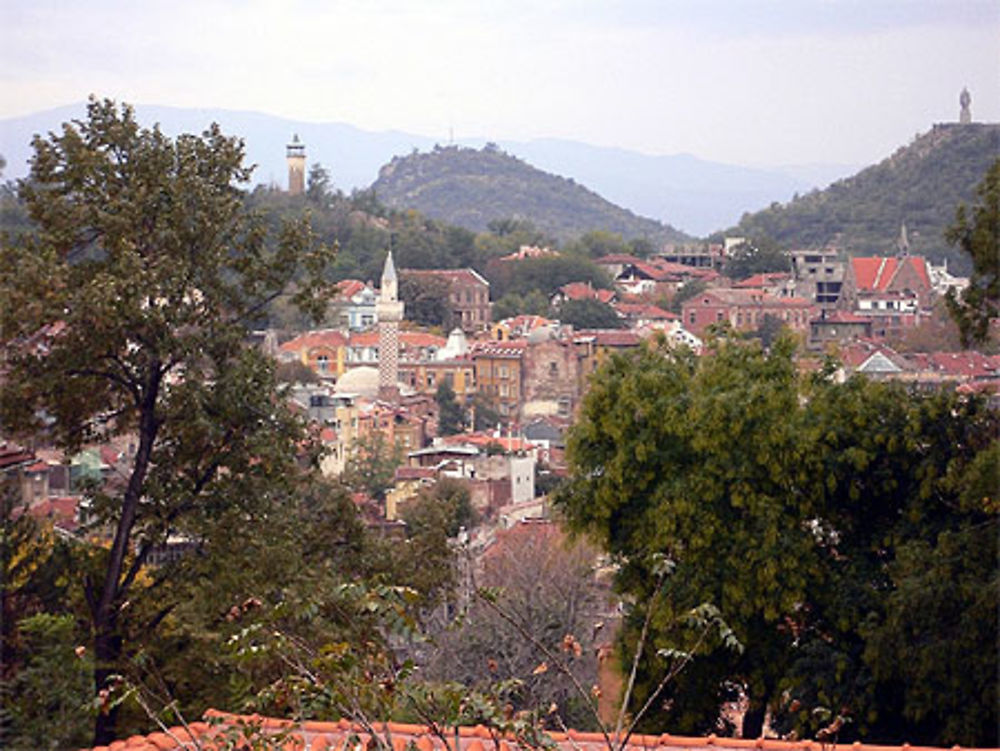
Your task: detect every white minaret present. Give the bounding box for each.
[377,252,404,400]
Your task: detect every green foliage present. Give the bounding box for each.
[667,280,708,314]
[469,393,503,431]
[372,145,687,244]
[556,336,998,744]
[945,157,1000,347]
[275,358,321,384]
[307,163,336,207]
[722,237,789,280]
[564,230,631,259]
[2,613,93,749]
[435,381,465,436]
[0,97,335,744]
[400,273,455,329]
[342,432,403,503]
[492,290,552,321]
[556,299,624,330]
[476,218,557,261]
[486,254,612,300]
[732,124,1000,270]
[402,478,476,540]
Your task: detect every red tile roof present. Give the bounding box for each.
[0,443,35,471]
[395,466,438,481]
[336,279,367,299]
[849,256,930,292]
[926,351,999,379]
[440,432,532,452]
[595,253,645,265]
[348,331,447,348]
[575,330,644,347]
[558,282,615,303]
[734,273,791,288]
[82,711,996,751]
[15,496,80,531]
[280,330,349,353]
[614,303,677,320]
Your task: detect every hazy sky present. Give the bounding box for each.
[2,0,997,166]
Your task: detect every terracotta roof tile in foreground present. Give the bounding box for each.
[84,711,998,751]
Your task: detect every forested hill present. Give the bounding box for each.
[728,123,999,271]
[370,144,689,244]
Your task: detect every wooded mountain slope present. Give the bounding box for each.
[728,123,999,272]
[370,144,689,244]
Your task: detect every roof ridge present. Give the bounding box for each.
[81,711,1000,751]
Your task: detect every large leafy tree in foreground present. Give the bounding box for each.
[555,335,997,745]
[0,99,334,744]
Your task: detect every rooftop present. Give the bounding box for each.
[83,711,997,751]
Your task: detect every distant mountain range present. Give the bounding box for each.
[0,102,855,236]
[730,123,1000,271]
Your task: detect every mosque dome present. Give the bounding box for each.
[333,366,413,398]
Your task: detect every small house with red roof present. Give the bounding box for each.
[334,279,378,330]
[551,282,616,307]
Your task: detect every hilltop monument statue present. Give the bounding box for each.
[959,88,972,124]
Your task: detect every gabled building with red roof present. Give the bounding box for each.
[840,255,933,314]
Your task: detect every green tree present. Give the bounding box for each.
[565,230,630,259]
[401,478,476,540]
[668,280,707,314]
[945,157,999,346]
[557,298,624,329]
[399,273,455,329]
[307,163,335,206]
[556,335,998,744]
[342,431,403,503]
[722,237,789,280]
[435,381,465,435]
[0,98,334,744]
[4,613,94,749]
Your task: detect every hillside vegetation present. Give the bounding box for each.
[370,144,689,244]
[729,123,999,271]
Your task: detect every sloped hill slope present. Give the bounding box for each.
[370,144,689,244]
[729,123,999,270]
